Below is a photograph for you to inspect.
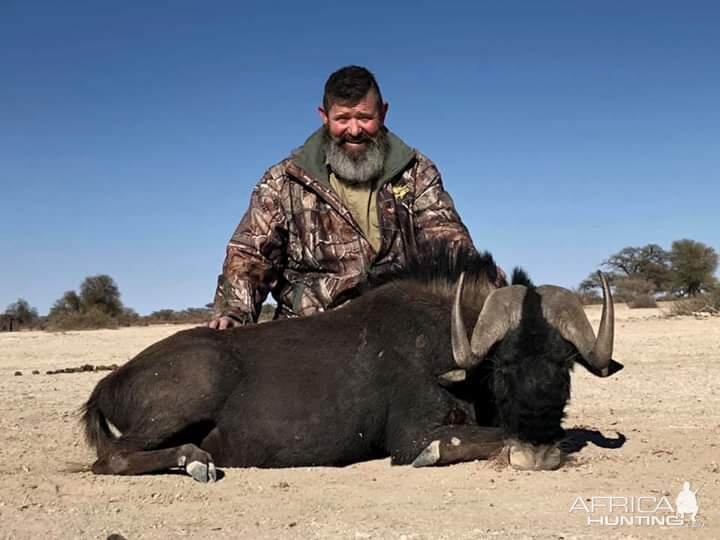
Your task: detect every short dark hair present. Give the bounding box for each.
[323,66,383,111]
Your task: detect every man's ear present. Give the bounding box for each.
[380,101,389,123]
[318,106,329,125]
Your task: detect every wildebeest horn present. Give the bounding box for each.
[451,273,474,367]
[592,271,615,372]
[451,275,525,369]
[536,272,616,377]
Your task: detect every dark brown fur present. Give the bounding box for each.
[82,248,579,479]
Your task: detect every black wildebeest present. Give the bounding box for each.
[82,249,622,482]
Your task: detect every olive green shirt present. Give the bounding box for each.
[329,172,382,252]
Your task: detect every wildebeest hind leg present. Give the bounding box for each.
[404,426,505,467]
[92,443,217,482]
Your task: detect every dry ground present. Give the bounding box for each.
[0,305,718,539]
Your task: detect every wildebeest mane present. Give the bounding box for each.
[510,267,533,287]
[369,242,500,310]
[327,240,535,311]
[382,242,533,287]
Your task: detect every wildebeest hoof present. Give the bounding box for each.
[412,440,441,467]
[186,460,217,483]
[508,442,563,471]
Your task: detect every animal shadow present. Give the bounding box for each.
[560,428,626,455]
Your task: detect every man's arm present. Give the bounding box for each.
[412,157,507,287]
[210,173,287,328]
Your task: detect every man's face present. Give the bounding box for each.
[319,91,388,158]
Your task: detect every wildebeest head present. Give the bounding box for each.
[451,270,620,470]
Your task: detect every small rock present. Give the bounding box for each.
[14,371,22,376]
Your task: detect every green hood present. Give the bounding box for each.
[290,127,416,188]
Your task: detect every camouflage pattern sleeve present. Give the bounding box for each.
[412,155,507,288]
[213,170,288,323]
[412,155,476,255]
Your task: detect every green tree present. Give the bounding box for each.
[602,244,672,292]
[670,239,719,296]
[48,290,82,317]
[79,275,123,316]
[4,298,39,327]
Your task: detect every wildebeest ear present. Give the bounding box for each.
[576,357,624,377]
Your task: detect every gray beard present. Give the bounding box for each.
[324,129,388,184]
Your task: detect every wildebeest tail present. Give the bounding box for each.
[80,382,115,457]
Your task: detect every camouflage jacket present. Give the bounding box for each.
[213,128,476,322]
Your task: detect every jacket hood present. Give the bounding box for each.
[290,127,416,187]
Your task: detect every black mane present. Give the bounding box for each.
[328,241,533,310]
[372,242,499,289]
[510,267,534,288]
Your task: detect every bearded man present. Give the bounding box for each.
[209,66,503,329]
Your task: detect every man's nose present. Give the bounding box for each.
[347,120,362,137]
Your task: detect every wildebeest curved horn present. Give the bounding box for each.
[451,273,474,367]
[470,286,527,362]
[451,276,526,369]
[592,271,615,373]
[536,272,615,377]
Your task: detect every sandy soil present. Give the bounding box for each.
[0,305,718,539]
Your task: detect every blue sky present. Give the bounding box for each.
[2,1,718,315]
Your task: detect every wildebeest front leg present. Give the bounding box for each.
[403,426,505,467]
[92,443,217,482]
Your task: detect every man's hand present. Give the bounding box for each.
[208,315,243,330]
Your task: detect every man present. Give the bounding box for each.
[676,481,703,523]
[210,66,502,329]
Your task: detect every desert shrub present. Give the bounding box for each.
[613,275,658,309]
[119,308,144,326]
[46,308,120,331]
[175,308,212,324]
[626,295,658,309]
[668,289,720,316]
[146,309,176,322]
[144,307,212,325]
